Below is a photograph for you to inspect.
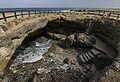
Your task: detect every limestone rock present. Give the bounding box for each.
[0,15,62,74]
[94,54,113,70]
[63,57,70,64]
[75,33,96,48]
[67,34,76,42]
[0,13,119,82]
[2,77,10,82]
[48,32,66,40]
[0,24,8,31]
[0,35,12,47]
[0,27,4,34]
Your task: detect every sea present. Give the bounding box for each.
[0,8,118,13]
[0,8,81,12]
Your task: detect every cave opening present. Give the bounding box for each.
[4,18,118,82]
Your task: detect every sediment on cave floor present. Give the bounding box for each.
[2,17,120,82]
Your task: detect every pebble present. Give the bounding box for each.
[60,64,69,70]
[13,70,18,74]
[37,68,46,74]
[48,53,54,57]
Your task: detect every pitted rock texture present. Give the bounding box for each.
[0,15,62,74]
[0,13,120,82]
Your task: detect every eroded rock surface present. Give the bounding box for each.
[0,15,62,75]
[0,13,120,82]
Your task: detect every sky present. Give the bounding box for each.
[0,0,120,8]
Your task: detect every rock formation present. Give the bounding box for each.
[0,13,120,82]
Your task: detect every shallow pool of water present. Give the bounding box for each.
[11,37,52,66]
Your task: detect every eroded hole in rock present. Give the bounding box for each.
[4,18,118,82]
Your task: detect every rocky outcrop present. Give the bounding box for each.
[0,13,120,82]
[0,15,63,75]
[45,17,120,82]
[0,14,87,75]
[47,32,67,40]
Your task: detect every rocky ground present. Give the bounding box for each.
[1,31,118,82]
[0,13,120,82]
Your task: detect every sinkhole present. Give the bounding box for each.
[4,17,119,82]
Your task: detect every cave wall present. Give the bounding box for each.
[45,19,86,35]
[93,20,120,48]
[0,13,120,80]
[45,18,120,48]
[0,15,61,75]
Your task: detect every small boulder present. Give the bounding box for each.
[94,53,113,70]
[75,33,96,48]
[48,32,67,40]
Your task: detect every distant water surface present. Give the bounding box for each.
[0,8,119,12]
[0,8,80,12]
